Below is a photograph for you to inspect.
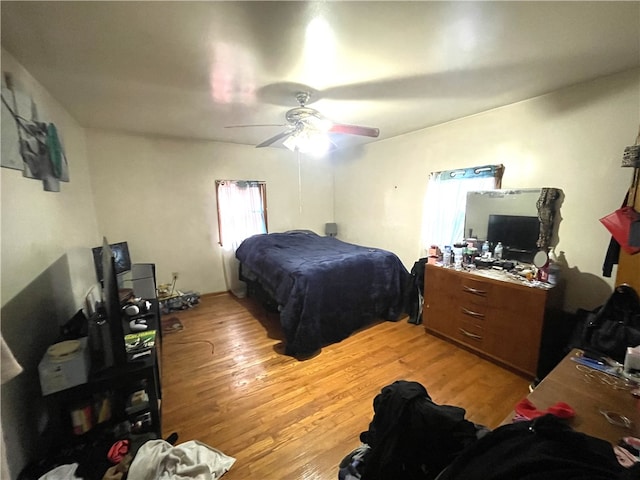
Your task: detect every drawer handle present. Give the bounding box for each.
[459,328,483,340]
[462,285,487,297]
[461,307,485,319]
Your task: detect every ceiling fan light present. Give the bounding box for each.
[282,128,330,156]
[300,131,331,156]
[283,134,299,152]
[307,115,333,132]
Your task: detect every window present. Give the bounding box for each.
[421,164,503,250]
[216,180,268,297]
[216,180,268,249]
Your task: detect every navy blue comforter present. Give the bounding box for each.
[236,231,410,356]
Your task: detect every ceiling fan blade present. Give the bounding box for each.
[329,123,379,138]
[256,129,294,148]
[225,124,285,128]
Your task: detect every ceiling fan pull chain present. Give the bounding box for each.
[296,148,302,213]
[298,150,303,214]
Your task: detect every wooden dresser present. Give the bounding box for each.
[423,264,563,378]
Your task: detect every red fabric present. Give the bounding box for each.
[515,398,575,420]
[108,439,130,464]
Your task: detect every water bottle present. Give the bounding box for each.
[453,246,464,270]
[548,262,560,285]
[482,241,490,259]
[547,248,560,285]
[443,246,452,267]
[494,242,503,260]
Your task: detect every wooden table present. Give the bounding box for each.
[502,348,640,444]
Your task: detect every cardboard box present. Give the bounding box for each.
[38,337,91,396]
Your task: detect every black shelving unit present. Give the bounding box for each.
[42,299,162,456]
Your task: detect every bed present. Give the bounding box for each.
[235,231,410,356]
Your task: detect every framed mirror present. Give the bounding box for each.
[465,188,561,263]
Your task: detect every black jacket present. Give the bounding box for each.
[360,380,480,480]
[437,414,639,480]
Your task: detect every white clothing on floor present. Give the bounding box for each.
[37,463,81,480]
[127,439,236,480]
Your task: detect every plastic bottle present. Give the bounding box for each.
[547,248,560,285]
[494,242,503,260]
[453,244,464,270]
[482,241,490,259]
[443,246,452,267]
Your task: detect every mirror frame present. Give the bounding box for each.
[465,187,562,254]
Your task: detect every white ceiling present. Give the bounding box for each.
[1,1,639,152]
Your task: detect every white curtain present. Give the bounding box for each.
[421,165,503,251]
[217,181,266,297]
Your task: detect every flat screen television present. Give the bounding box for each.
[486,214,540,263]
[101,238,128,367]
[92,241,131,285]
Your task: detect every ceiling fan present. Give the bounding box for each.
[226,91,379,150]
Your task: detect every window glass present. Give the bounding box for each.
[421,165,503,250]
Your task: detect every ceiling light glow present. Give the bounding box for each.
[283,129,331,157]
[303,16,336,81]
[306,115,334,132]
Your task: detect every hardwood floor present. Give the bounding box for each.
[160,293,530,479]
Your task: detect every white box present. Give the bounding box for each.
[38,337,91,396]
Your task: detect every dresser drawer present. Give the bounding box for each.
[460,278,492,306]
[459,303,488,322]
[457,318,485,346]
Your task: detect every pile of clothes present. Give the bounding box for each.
[339,380,639,480]
[21,433,235,480]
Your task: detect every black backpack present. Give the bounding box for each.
[578,284,640,363]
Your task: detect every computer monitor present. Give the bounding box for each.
[92,241,131,285]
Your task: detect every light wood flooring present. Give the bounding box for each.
[160,292,530,479]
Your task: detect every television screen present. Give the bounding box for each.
[101,238,128,367]
[92,241,131,283]
[486,214,540,262]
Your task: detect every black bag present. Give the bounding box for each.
[359,381,480,480]
[580,284,640,363]
[406,258,428,324]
